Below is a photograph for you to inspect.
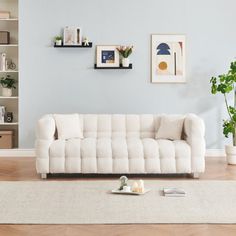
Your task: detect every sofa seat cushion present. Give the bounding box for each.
[48,138,191,174]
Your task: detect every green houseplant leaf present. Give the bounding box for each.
[0,75,17,89]
[210,61,236,145]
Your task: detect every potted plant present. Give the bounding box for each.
[0,75,17,97]
[55,36,63,46]
[117,46,133,67]
[210,61,236,164]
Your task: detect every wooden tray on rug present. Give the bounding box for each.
[111,189,151,195]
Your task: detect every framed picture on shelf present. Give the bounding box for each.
[75,27,82,45]
[63,27,82,45]
[96,45,120,68]
[151,34,186,83]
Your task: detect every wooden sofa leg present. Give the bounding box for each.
[41,173,47,179]
[191,172,200,179]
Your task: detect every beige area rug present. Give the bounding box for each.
[0,180,236,224]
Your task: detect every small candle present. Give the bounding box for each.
[138,179,144,193]
[132,181,139,192]
[123,186,131,192]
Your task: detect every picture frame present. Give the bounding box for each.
[63,27,82,46]
[151,34,186,83]
[96,45,120,68]
[75,27,82,45]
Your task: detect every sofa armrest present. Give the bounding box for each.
[183,114,206,173]
[35,115,56,174]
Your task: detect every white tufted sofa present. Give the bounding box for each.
[35,114,205,179]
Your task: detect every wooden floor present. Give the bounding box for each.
[0,156,236,236]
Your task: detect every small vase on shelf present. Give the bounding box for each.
[2,88,12,97]
[0,75,17,97]
[122,58,130,67]
[55,40,62,46]
[54,36,63,46]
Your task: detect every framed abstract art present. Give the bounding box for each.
[96,45,120,68]
[151,34,186,83]
[64,27,82,45]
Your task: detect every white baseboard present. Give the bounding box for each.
[0,149,35,157]
[205,149,225,157]
[0,148,226,158]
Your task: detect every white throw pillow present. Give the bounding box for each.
[53,114,83,140]
[155,115,184,140]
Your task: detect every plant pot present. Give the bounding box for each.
[225,145,236,164]
[55,40,62,46]
[122,58,130,67]
[2,88,12,97]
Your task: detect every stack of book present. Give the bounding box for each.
[163,187,186,197]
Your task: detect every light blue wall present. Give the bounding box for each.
[19,0,236,148]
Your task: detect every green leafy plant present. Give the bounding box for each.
[210,61,236,145]
[116,46,133,58]
[0,75,17,89]
[55,36,62,41]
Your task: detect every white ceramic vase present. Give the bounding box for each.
[122,58,130,67]
[225,145,236,165]
[55,40,62,46]
[2,88,12,97]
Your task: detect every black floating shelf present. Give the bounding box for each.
[54,42,93,48]
[94,64,132,69]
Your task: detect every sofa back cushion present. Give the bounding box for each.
[52,114,185,140]
[81,114,160,139]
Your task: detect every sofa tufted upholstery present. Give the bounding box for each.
[35,114,205,176]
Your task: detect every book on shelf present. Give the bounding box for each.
[163,187,186,197]
[0,53,6,71]
[0,106,6,123]
[0,11,10,19]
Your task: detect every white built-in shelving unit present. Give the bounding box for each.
[0,0,19,148]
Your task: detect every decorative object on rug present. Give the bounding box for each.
[0,31,10,44]
[36,113,205,178]
[1,181,236,224]
[138,180,144,193]
[82,37,89,46]
[54,36,62,46]
[113,177,149,195]
[210,61,236,164]
[0,74,17,97]
[151,34,186,83]
[122,185,131,192]
[4,112,13,123]
[163,187,186,197]
[0,11,10,19]
[95,45,120,68]
[132,181,139,192]
[119,176,128,190]
[63,27,82,46]
[116,45,133,67]
[0,130,13,149]
[111,188,150,195]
